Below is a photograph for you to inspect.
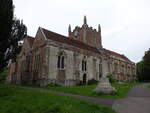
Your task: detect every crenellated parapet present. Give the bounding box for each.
[68,16,102,49]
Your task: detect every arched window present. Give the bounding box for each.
[57,52,66,70]
[85,61,87,71]
[82,57,87,71]
[82,60,84,71]
[61,56,64,69]
[57,56,61,68]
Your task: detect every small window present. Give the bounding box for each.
[84,61,87,71]
[57,53,66,70]
[82,60,84,71]
[61,56,64,69]
[57,56,61,68]
[82,60,87,71]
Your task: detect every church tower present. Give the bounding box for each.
[68,16,102,49]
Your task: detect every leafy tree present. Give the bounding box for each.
[8,18,27,62]
[143,49,150,81]
[136,61,144,81]
[0,0,13,71]
[136,49,150,82]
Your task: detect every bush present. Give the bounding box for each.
[0,68,8,83]
[107,73,115,83]
[46,83,61,87]
[87,79,98,85]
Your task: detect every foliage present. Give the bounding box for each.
[87,79,98,85]
[136,61,144,81]
[0,69,8,83]
[0,84,116,113]
[136,49,150,82]
[0,0,13,71]
[6,18,27,62]
[143,49,150,81]
[38,82,141,99]
[0,0,27,71]
[107,73,115,83]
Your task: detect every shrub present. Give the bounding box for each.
[87,79,98,85]
[107,73,115,83]
[46,83,61,87]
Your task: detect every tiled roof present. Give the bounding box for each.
[26,36,34,47]
[39,27,132,63]
[103,48,131,62]
[41,28,100,53]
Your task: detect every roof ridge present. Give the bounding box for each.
[41,27,99,50]
[103,48,132,62]
[41,27,100,53]
[104,48,123,56]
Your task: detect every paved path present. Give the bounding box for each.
[22,83,150,113]
[23,87,115,107]
[112,83,150,113]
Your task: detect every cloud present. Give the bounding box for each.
[13,0,150,63]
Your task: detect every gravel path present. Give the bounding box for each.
[112,83,150,113]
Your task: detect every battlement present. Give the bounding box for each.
[68,16,102,49]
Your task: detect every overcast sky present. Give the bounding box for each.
[13,0,150,63]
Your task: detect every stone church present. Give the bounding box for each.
[7,16,136,86]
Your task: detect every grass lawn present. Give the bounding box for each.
[38,82,141,99]
[0,84,116,113]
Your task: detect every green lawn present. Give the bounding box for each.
[0,84,116,113]
[39,82,140,99]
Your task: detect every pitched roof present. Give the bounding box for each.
[41,27,100,53]
[103,48,131,62]
[39,27,132,63]
[26,36,34,47]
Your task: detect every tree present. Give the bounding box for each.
[8,18,27,62]
[136,49,150,82]
[136,61,144,81]
[0,0,13,71]
[143,49,150,81]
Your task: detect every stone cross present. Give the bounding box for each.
[94,56,116,94]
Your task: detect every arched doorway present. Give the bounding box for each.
[83,74,87,85]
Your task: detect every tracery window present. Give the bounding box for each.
[57,52,66,70]
[82,57,87,71]
[33,50,40,71]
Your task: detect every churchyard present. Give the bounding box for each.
[0,70,148,113]
[0,84,116,113]
[38,82,140,99]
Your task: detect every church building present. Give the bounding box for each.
[7,16,136,86]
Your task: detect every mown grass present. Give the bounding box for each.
[39,82,141,99]
[0,84,116,113]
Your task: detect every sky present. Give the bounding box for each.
[13,0,150,63]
